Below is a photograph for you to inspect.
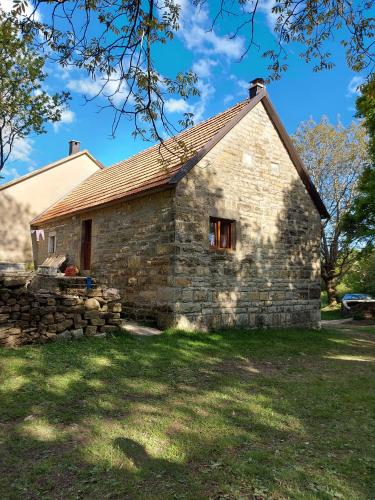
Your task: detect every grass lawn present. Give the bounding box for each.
[0,326,374,499]
[321,305,342,321]
[320,292,342,321]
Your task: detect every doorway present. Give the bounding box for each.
[81,219,92,270]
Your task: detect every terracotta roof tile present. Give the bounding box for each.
[32,98,250,224]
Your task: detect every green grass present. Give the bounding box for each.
[321,291,342,321]
[321,305,342,321]
[0,326,374,499]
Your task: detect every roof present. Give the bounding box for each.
[0,150,104,191]
[31,89,329,225]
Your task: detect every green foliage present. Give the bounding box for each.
[0,13,70,172]
[343,166,375,246]
[0,327,374,497]
[341,251,375,296]
[356,75,375,161]
[292,117,369,303]
[342,75,375,246]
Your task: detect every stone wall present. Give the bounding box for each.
[0,273,122,347]
[173,101,321,330]
[33,190,176,327]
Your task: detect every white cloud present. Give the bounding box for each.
[10,136,33,163]
[192,58,218,79]
[258,0,278,30]
[223,94,234,105]
[244,0,278,30]
[229,75,250,97]
[164,79,215,123]
[1,135,34,181]
[53,108,75,132]
[347,75,365,96]
[67,71,133,107]
[57,64,77,81]
[165,98,191,113]
[194,80,215,122]
[236,78,250,91]
[177,0,245,59]
[0,0,42,22]
[67,78,102,97]
[1,166,20,180]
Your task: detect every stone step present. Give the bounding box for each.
[120,320,162,337]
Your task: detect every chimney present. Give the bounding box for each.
[249,78,265,99]
[69,140,80,155]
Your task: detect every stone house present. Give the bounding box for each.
[0,142,103,265]
[31,80,328,330]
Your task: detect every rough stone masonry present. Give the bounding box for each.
[0,272,122,347]
[33,101,322,330]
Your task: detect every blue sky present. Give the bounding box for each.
[1,0,366,182]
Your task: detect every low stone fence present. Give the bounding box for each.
[0,272,122,347]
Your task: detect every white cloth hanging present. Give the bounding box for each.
[35,229,45,242]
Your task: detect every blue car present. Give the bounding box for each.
[342,293,373,301]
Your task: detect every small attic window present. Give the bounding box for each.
[48,234,56,253]
[270,162,280,175]
[209,217,235,250]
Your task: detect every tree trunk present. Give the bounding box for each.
[323,277,337,305]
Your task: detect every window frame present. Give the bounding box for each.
[209,217,236,251]
[47,233,56,254]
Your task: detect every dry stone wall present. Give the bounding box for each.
[0,272,122,347]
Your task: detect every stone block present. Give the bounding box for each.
[0,313,10,324]
[56,330,72,341]
[41,313,55,325]
[99,325,117,334]
[85,298,101,310]
[85,325,97,336]
[110,303,122,313]
[63,318,74,330]
[86,288,103,298]
[90,318,105,326]
[103,288,121,301]
[84,310,100,320]
[56,322,67,333]
[71,328,84,339]
[108,318,122,325]
[128,255,141,268]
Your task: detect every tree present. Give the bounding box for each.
[9,0,374,142]
[293,117,369,305]
[342,75,375,247]
[341,251,375,297]
[0,12,69,175]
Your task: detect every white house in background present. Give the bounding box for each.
[0,141,103,266]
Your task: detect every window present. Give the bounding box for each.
[209,217,235,250]
[48,234,56,253]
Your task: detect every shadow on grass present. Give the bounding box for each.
[0,327,374,498]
